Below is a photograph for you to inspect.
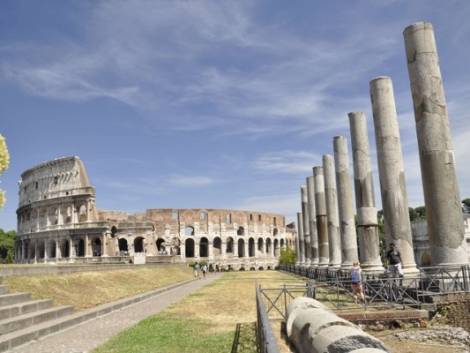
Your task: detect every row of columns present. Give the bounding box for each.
[295,22,468,273]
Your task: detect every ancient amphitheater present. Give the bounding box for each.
[15,156,294,270]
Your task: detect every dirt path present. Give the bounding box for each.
[10,274,221,353]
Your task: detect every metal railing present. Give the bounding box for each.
[255,286,281,353]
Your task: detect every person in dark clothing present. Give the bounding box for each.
[386,243,403,277]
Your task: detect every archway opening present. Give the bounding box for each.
[280,238,285,249]
[266,238,272,255]
[185,226,195,236]
[238,239,245,257]
[185,238,195,258]
[49,241,56,258]
[134,237,144,253]
[273,228,278,236]
[248,238,255,257]
[118,238,128,255]
[237,226,245,236]
[156,238,165,253]
[92,238,102,256]
[199,237,209,257]
[274,239,279,257]
[61,240,70,258]
[257,238,264,254]
[226,237,234,254]
[77,239,85,257]
[213,237,221,257]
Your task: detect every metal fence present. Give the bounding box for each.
[255,286,281,353]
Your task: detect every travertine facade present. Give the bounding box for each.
[15,157,292,270]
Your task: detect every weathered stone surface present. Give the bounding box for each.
[349,112,383,272]
[323,154,341,268]
[334,136,359,269]
[297,212,305,264]
[313,166,329,267]
[306,176,319,266]
[404,22,468,265]
[370,76,418,274]
[301,185,312,265]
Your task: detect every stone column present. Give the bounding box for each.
[404,22,468,265]
[296,212,305,264]
[194,239,200,258]
[233,239,238,258]
[349,112,384,272]
[306,176,319,266]
[70,238,76,259]
[44,239,49,262]
[313,166,329,267]
[101,234,107,257]
[370,76,418,274]
[333,136,359,269]
[56,239,61,261]
[300,185,312,265]
[323,154,342,269]
[34,241,38,263]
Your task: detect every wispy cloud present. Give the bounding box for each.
[169,175,215,187]
[253,150,320,174]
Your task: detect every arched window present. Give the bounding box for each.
[78,205,87,222]
[273,228,278,236]
[238,239,245,257]
[118,238,128,254]
[77,239,85,257]
[185,238,195,258]
[185,226,195,236]
[49,241,56,258]
[237,226,245,236]
[156,238,165,253]
[134,237,145,253]
[274,239,280,257]
[213,237,222,256]
[199,237,209,257]
[257,238,264,253]
[226,237,234,254]
[248,238,255,257]
[266,238,272,254]
[92,238,102,256]
[65,206,72,224]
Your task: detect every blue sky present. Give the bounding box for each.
[1,0,470,231]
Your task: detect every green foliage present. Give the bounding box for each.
[279,247,296,265]
[0,229,16,263]
[408,207,417,222]
[414,206,426,219]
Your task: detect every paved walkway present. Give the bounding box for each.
[11,274,221,353]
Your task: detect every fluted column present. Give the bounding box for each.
[349,112,384,272]
[313,166,329,267]
[306,176,319,266]
[301,185,312,265]
[370,76,418,274]
[334,136,359,269]
[296,212,305,264]
[404,22,468,265]
[323,154,342,269]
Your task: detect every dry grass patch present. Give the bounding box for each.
[5,265,193,310]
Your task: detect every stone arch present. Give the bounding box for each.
[134,237,145,253]
[156,238,165,252]
[226,237,234,254]
[111,226,118,237]
[213,237,222,256]
[185,238,195,258]
[77,238,85,257]
[237,226,245,236]
[266,238,272,255]
[238,238,245,257]
[257,238,264,253]
[92,238,102,256]
[185,226,195,236]
[49,240,56,258]
[274,238,280,257]
[248,238,255,257]
[280,238,285,249]
[118,238,128,254]
[61,239,70,258]
[199,237,209,257]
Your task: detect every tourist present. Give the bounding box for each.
[202,263,208,278]
[193,261,200,279]
[351,261,365,304]
[386,243,403,278]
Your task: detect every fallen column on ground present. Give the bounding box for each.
[370,76,418,274]
[286,297,388,353]
[301,185,312,265]
[323,154,342,269]
[334,136,359,269]
[404,22,468,266]
[349,112,384,273]
[313,166,329,267]
[306,175,319,266]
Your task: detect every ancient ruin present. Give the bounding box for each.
[15,156,293,270]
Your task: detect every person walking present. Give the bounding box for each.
[386,243,403,278]
[193,261,200,279]
[202,263,208,278]
[351,261,365,304]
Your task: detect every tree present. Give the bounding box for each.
[408,207,417,222]
[414,206,426,219]
[0,134,10,209]
[462,198,470,213]
[0,229,15,263]
[279,247,296,265]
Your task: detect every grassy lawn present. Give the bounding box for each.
[4,265,193,310]
[94,271,304,353]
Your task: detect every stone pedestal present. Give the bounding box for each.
[333,136,359,269]
[306,176,319,266]
[370,76,418,274]
[349,112,384,273]
[404,22,468,266]
[323,155,341,269]
[313,166,329,267]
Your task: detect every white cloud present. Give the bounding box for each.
[253,150,320,174]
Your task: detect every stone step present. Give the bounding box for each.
[0,305,73,336]
[0,287,8,296]
[0,299,53,321]
[0,293,31,307]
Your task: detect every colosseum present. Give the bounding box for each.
[14,156,294,270]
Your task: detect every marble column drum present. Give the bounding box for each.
[306,176,319,266]
[313,166,329,267]
[404,22,468,266]
[370,76,418,274]
[296,212,305,264]
[333,136,359,269]
[349,112,384,272]
[323,154,342,269]
[301,185,312,265]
